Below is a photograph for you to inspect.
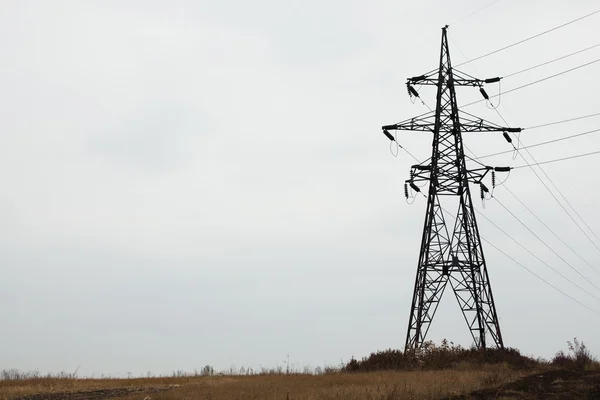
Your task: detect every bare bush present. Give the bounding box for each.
[552,337,598,370]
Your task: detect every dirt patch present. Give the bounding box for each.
[13,385,174,400]
[445,369,600,399]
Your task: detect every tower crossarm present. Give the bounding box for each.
[406,70,501,88]
[406,165,512,192]
[382,111,521,136]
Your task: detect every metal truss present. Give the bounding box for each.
[382,26,521,351]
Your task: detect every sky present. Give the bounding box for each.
[1,0,600,377]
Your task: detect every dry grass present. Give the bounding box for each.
[0,364,541,400]
[8,340,596,399]
[0,376,191,399]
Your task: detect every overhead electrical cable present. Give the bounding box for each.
[517,144,600,247]
[508,136,600,254]
[477,128,600,160]
[503,186,600,275]
[475,206,600,301]
[487,105,600,255]
[389,130,423,164]
[464,152,486,168]
[526,112,600,130]
[401,146,421,163]
[460,137,600,257]
[492,197,600,292]
[482,237,600,317]
[498,58,600,94]
[523,143,600,246]
[462,58,600,108]
[503,43,600,78]
[467,138,600,277]
[449,0,503,26]
[525,144,600,245]
[455,7,600,67]
[512,150,600,168]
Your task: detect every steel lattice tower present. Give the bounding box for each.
[381,26,521,350]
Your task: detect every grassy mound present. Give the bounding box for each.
[343,340,539,372]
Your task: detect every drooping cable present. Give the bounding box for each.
[515,145,600,252]
[526,112,600,130]
[464,152,486,168]
[449,0,503,26]
[503,186,600,275]
[503,43,600,78]
[467,138,600,284]
[515,138,600,248]
[491,107,600,254]
[492,197,600,293]
[402,146,421,164]
[511,150,600,168]
[455,8,600,67]
[461,58,600,108]
[476,206,600,301]
[387,132,423,164]
[482,237,600,317]
[389,139,399,157]
[477,128,600,160]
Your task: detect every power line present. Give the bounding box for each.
[481,236,600,317]
[401,146,421,163]
[512,150,600,168]
[462,58,600,108]
[503,186,600,275]
[491,197,600,292]
[455,7,600,67]
[526,112,600,130]
[510,139,600,253]
[477,105,600,262]
[478,128,600,160]
[476,206,600,300]
[563,191,600,248]
[390,130,423,164]
[501,58,600,95]
[503,43,600,78]
[520,142,600,247]
[449,0,503,26]
[481,58,600,253]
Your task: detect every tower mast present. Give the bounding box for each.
[382,26,521,350]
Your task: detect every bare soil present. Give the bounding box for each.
[446,368,600,399]
[12,385,174,400]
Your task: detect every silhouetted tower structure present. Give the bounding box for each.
[381,26,521,350]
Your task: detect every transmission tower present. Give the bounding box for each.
[381,26,521,350]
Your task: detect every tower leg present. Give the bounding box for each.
[406,267,449,350]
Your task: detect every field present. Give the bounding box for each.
[3,340,600,399]
[4,366,600,400]
[0,365,544,400]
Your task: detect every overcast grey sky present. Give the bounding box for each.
[1,0,600,377]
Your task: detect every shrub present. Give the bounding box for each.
[552,337,598,370]
[201,365,215,376]
[342,340,539,372]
